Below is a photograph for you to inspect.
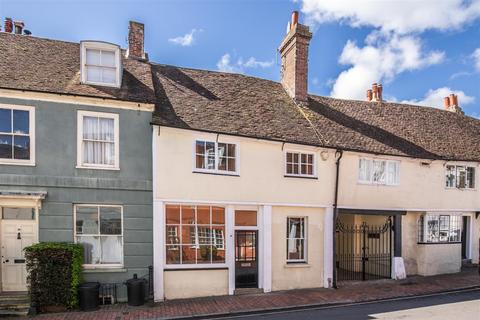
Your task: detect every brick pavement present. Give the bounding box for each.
[16,266,480,320]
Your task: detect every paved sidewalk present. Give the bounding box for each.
[22,267,480,320]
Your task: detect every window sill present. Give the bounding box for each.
[445,187,476,191]
[284,175,318,180]
[284,262,310,268]
[357,182,399,187]
[81,80,121,89]
[164,264,228,271]
[76,165,120,171]
[83,267,126,273]
[192,170,239,177]
[0,161,35,166]
[417,242,461,245]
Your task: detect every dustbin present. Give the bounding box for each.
[78,282,100,311]
[125,274,146,306]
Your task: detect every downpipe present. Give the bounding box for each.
[332,149,343,289]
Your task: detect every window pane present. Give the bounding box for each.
[166,205,180,224]
[197,206,210,224]
[446,165,456,187]
[218,143,226,158]
[2,208,34,220]
[12,110,29,134]
[286,163,293,174]
[101,50,116,67]
[197,245,212,263]
[467,167,475,188]
[212,226,225,248]
[372,160,386,183]
[306,164,313,175]
[212,207,225,224]
[287,218,304,238]
[457,166,466,188]
[86,66,102,82]
[99,118,114,141]
[86,49,101,65]
[195,141,205,155]
[166,226,180,245]
[13,136,30,160]
[100,236,122,264]
[307,154,313,164]
[182,226,196,245]
[301,153,307,163]
[196,154,205,169]
[100,207,121,235]
[218,156,227,171]
[235,210,257,226]
[286,152,292,163]
[179,205,194,225]
[0,135,12,159]
[227,144,235,157]
[78,235,101,264]
[166,246,180,264]
[181,246,196,264]
[76,206,98,234]
[102,68,116,84]
[227,158,236,172]
[287,239,304,260]
[206,142,215,169]
[0,108,11,133]
[83,116,98,140]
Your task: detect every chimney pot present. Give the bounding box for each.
[367,89,373,101]
[377,84,383,101]
[278,12,312,103]
[13,21,24,35]
[4,18,13,33]
[443,96,450,108]
[291,11,299,29]
[127,21,146,60]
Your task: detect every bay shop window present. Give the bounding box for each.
[166,205,226,265]
[418,214,462,243]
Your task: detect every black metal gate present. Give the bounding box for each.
[336,217,392,281]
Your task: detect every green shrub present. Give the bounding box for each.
[24,242,83,309]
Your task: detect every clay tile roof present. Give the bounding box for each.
[0,32,156,103]
[151,64,480,161]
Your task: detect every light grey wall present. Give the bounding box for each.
[0,97,153,300]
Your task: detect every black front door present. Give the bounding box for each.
[461,216,468,259]
[235,230,258,288]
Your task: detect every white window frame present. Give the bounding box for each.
[73,204,124,269]
[193,139,239,175]
[418,213,462,244]
[0,104,35,166]
[164,204,227,268]
[284,150,317,178]
[358,157,400,186]
[80,41,122,88]
[76,110,120,170]
[286,216,307,263]
[445,164,476,190]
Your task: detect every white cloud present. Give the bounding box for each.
[331,35,444,99]
[402,87,475,108]
[301,0,480,34]
[216,53,274,73]
[168,29,201,46]
[473,48,480,71]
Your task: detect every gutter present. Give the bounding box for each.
[332,149,343,289]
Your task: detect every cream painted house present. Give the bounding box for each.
[150,12,480,300]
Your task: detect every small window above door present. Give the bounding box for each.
[235,210,257,227]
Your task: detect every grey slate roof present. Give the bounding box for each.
[1,33,480,161]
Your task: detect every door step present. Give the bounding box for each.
[234,288,264,295]
[0,293,29,317]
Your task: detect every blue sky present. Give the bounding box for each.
[2,0,480,116]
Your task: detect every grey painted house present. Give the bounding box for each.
[0,22,154,300]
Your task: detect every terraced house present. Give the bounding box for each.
[0,11,479,304]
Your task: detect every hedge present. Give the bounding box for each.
[24,242,83,309]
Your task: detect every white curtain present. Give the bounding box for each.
[288,222,297,254]
[83,116,115,165]
[101,236,122,264]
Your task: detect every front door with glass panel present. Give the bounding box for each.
[1,207,37,291]
[235,230,258,288]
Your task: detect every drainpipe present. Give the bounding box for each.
[332,149,343,289]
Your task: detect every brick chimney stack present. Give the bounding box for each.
[366,83,383,102]
[278,11,312,103]
[4,18,13,33]
[127,21,146,60]
[14,21,24,35]
[444,94,464,114]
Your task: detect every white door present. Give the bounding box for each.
[1,209,37,292]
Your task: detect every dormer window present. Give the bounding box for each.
[80,41,122,88]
